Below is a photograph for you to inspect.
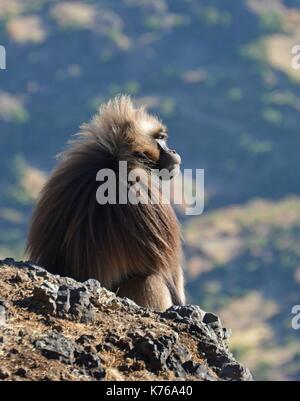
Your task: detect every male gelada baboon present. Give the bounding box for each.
[26,96,185,311]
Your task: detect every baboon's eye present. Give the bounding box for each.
[156,138,169,152]
[156,134,166,140]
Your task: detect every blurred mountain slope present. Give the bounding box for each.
[184,196,300,380]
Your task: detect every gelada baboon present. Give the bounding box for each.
[26,96,185,311]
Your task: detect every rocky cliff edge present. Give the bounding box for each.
[0,258,252,381]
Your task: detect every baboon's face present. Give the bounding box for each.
[135,115,181,180]
[152,129,181,179]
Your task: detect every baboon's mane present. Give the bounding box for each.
[26,96,181,290]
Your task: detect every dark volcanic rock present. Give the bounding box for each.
[67,286,95,322]
[34,331,105,379]
[32,281,96,323]
[161,304,205,323]
[33,282,58,313]
[129,332,178,371]
[0,368,10,379]
[35,331,76,364]
[220,362,252,381]
[182,360,217,380]
[0,258,252,381]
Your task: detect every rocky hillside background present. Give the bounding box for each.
[0,0,300,380]
[0,259,252,381]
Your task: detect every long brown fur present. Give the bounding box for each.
[26,95,185,311]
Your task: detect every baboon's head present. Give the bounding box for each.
[87,96,181,180]
[133,103,181,180]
